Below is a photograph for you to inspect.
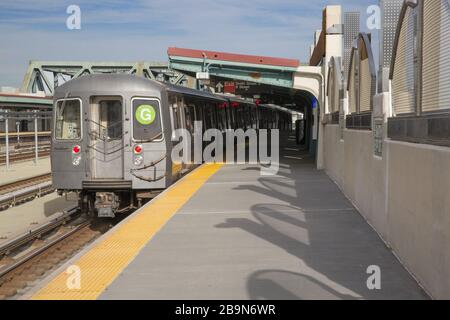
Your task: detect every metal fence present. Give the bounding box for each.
[0,110,52,169]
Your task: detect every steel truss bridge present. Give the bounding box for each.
[21,61,190,95]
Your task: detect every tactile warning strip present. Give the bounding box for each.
[32,164,223,300]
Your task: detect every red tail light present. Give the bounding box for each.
[72,145,81,154]
[134,145,143,155]
[231,102,239,108]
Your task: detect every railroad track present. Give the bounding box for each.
[0,173,52,195]
[0,149,51,165]
[0,173,54,211]
[0,207,114,299]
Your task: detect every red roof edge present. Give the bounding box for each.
[168,47,300,68]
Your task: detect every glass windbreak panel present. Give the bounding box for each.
[99,100,123,140]
[133,98,162,142]
[55,99,81,140]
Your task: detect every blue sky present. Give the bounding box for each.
[0,0,377,87]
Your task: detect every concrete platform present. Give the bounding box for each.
[31,135,428,300]
[101,164,426,299]
[0,157,50,186]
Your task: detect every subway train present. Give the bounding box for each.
[52,74,292,217]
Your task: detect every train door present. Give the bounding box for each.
[169,95,184,177]
[89,97,124,179]
[183,100,196,167]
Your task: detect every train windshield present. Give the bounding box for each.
[55,99,81,140]
[132,98,162,142]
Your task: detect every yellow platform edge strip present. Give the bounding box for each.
[32,164,223,300]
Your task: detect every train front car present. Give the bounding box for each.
[51,74,172,218]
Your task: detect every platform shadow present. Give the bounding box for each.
[247,270,359,300]
[43,195,77,217]
[214,133,428,300]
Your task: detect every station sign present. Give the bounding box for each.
[224,82,236,94]
[211,79,261,95]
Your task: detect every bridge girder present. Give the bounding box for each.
[21,61,189,95]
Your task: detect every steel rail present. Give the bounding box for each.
[0,173,52,194]
[0,216,89,280]
[0,206,79,259]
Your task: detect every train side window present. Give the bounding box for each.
[184,105,195,133]
[261,109,267,129]
[236,107,243,129]
[132,98,162,142]
[191,105,197,121]
[173,107,181,130]
[210,102,218,129]
[196,103,203,129]
[169,95,181,131]
[176,97,184,130]
[245,105,251,129]
[243,105,249,129]
[232,107,237,129]
[224,103,230,129]
[218,106,226,131]
[209,103,215,129]
[204,103,211,130]
[55,99,81,140]
[215,104,221,131]
[168,95,177,134]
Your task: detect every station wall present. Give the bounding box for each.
[322,100,450,299]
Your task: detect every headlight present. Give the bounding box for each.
[134,156,144,166]
[72,156,81,166]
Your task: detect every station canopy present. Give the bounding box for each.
[167,47,311,108]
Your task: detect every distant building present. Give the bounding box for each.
[343,12,360,79]
[0,93,53,133]
[379,0,403,69]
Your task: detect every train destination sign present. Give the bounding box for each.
[136,104,157,125]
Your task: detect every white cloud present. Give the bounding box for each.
[0,0,377,87]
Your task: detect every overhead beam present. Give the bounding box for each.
[21,61,188,94]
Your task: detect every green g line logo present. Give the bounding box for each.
[136,105,156,125]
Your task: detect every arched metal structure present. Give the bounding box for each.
[326,56,343,124]
[389,0,450,146]
[390,0,419,116]
[346,33,377,130]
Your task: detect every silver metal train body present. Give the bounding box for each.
[51,74,292,217]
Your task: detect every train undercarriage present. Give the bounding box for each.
[72,189,161,218]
